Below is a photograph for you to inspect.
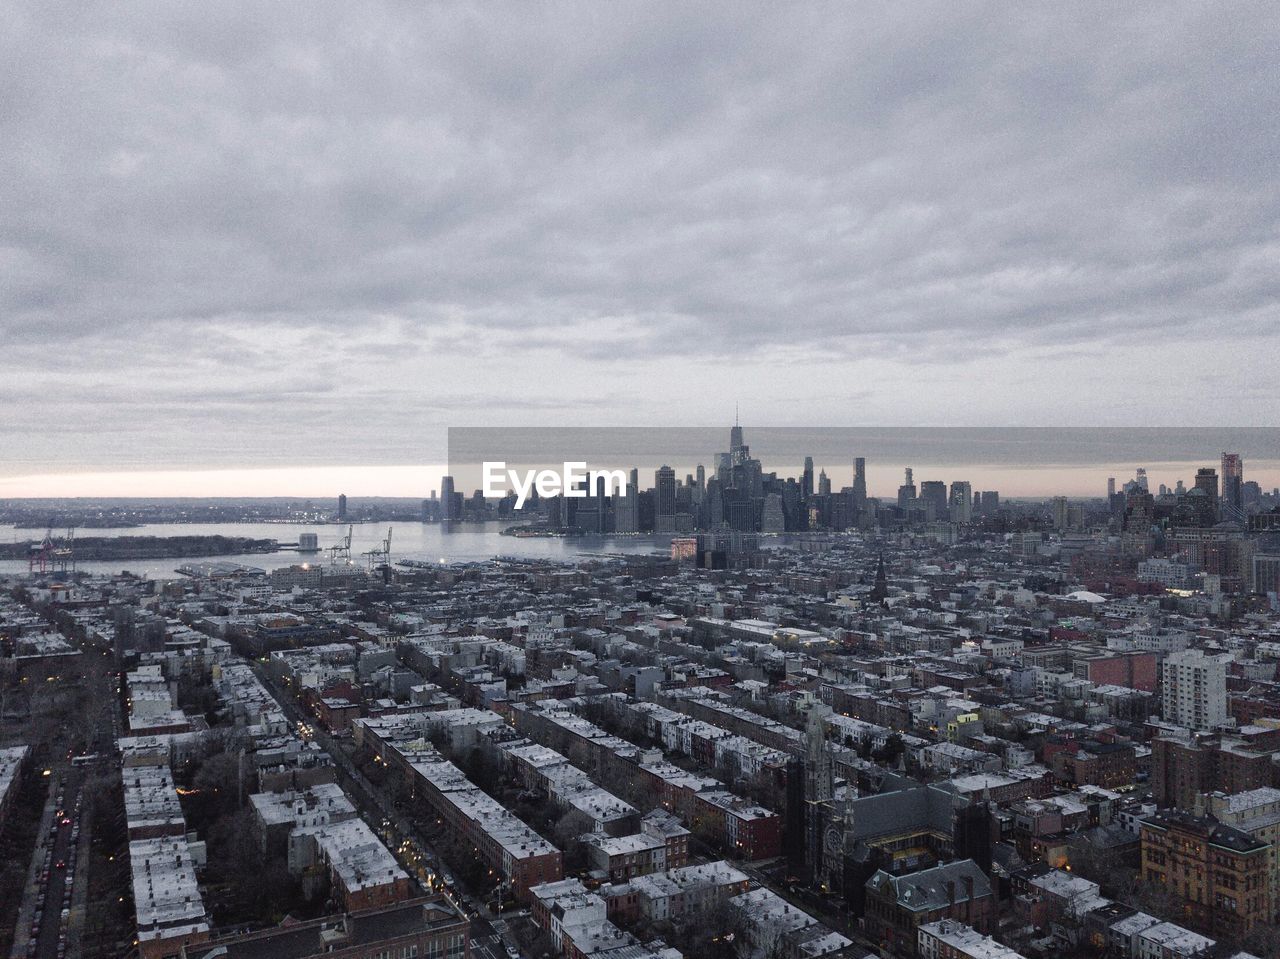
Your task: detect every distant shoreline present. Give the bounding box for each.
[0,534,280,561]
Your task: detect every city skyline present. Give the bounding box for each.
[4,456,1279,502]
[5,4,1280,493]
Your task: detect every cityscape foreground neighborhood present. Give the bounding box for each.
[3,427,1280,959]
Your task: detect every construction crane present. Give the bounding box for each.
[328,525,354,567]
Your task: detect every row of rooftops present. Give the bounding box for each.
[398,746,560,861]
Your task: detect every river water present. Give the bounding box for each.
[0,522,672,579]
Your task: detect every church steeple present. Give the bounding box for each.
[870,553,888,605]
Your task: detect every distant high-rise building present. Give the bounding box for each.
[1242,480,1262,509]
[1052,496,1070,530]
[1187,468,1218,512]
[978,491,1000,514]
[1107,477,1116,498]
[440,476,457,521]
[1222,452,1244,518]
[897,467,917,508]
[1162,649,1230,731]
[655,465,676,534]
[1122,487,1156,555]
[949,482,973,523]
[761,493,785,533]
[817,469,831,497]
[1136,467,1149,492]
[802,456,814,501]
[919,480,947,519]
[853,458,867,505]
[730,419,745,462]
[614,469,640,533]
[337,493,348,520]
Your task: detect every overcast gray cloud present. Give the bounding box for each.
[3,1,1279,481]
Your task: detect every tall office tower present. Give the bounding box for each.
[761,493,785,532]
[690,465,705,509]
[1052,496,1070,530]
[1107,477,1116,498]
[630,468,640,494]
[979,491,1000,514]
[655,465,677,533]
[949,481,973,523]
[337,493,348,520]
[730,419,745,461]
[1121,487,1156,555]
[1242,480,1262,508]
[897,467,917,508]
[919,481,947,519]
[853,458,867,504]
[1222,452,1244,517]
[1136,467,1149,491]
[614,474,639,533]
[440,476,456,521]
[1175,479,1185,495]
[817,469,831,497]
[1162,649,1230,731]
[704,477,725,529]
[802,456,814,501]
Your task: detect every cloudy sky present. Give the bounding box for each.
[3,2,1279,496]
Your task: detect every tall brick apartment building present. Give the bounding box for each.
[1139,810,1270,940]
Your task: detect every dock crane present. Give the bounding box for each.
[328,525,354,567]
[27,528,55,575]
[28,527,75,576]
[364,527,393,571]
[52,527,75,574]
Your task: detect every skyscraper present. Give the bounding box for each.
[730,419,745,462]
[655,465,676,534]
[817,469,831,497]
[761,493,785,533]
[337,493,348,520]
[614,471,639,533]
[1222,452,1244,518]
[802,456,814,501]
[897,467,917,508]
[919,480,947,519]
[440,476,457,521]
[852,457,867,506]
[949,481,973,523]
